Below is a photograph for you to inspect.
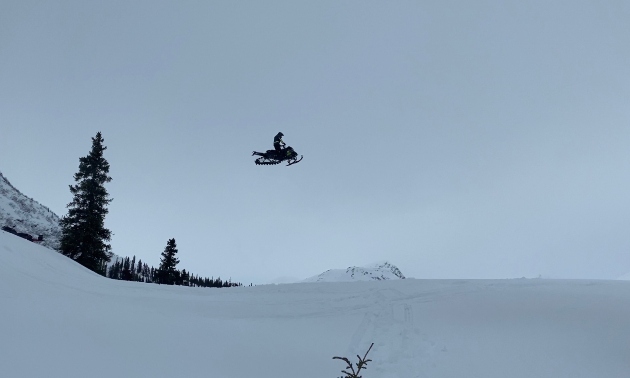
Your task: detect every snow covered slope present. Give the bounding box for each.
[0,171,61,249]
[2,231,630,378]
[303,261,405,282]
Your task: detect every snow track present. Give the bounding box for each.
[345,288,441,378]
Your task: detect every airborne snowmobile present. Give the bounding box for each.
[252,146,303,166]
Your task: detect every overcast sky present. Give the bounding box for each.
[1,1,629,284]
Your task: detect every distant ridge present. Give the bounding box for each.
[0,171,62,250]
[304,261,405,283]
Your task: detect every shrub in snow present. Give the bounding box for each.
[332,343,373,378]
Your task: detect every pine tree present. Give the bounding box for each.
[181,269,189,286]
[144,263,151,283]
[130,255,136,280]
[108,260,118,279]
[121,257,132,281]
[158,238,180,285]
[107,263,115,279]
[136,258,143,281]
[59,132,113,275]
[109,259,122,280]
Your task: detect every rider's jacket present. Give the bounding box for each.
[274,133,285,146]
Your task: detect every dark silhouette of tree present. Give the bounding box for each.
[136,258,143,281]
[181,269,190,286]
[121,257,133,281]
[130,255,136,280]
[143,263,151,283]
[59,132,113,275]
[158,238,180,285]
[107,259,121,279]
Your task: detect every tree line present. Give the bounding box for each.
[107,238,239,287]
[58,132,240,288]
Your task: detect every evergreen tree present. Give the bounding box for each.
[109,259,122,280]
[144,263,150,283]
[130,255,136,280]
[106,262,115,279]
[112,260,121,279]
[121,257,132,281]
[59,132,113,275]
[136,258,143,281]
[158,238,180,285]
[181,269,189,286]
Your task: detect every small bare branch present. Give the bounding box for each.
[333,343,374,378]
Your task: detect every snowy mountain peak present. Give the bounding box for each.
[303,261,406,283]
[0,171,62,250]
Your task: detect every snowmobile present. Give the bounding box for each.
[252,146,303,166]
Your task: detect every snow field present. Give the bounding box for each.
[2,230,630,378]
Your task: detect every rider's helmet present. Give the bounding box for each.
[278,132,284,137]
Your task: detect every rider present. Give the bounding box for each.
[273,132,286,152]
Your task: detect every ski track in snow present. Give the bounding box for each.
[345,288,442,378]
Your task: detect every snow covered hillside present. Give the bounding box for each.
[2,231,630,378]
[0,171,61,249]
[304,261,406,282]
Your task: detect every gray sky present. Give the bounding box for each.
[2,0,630,284]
